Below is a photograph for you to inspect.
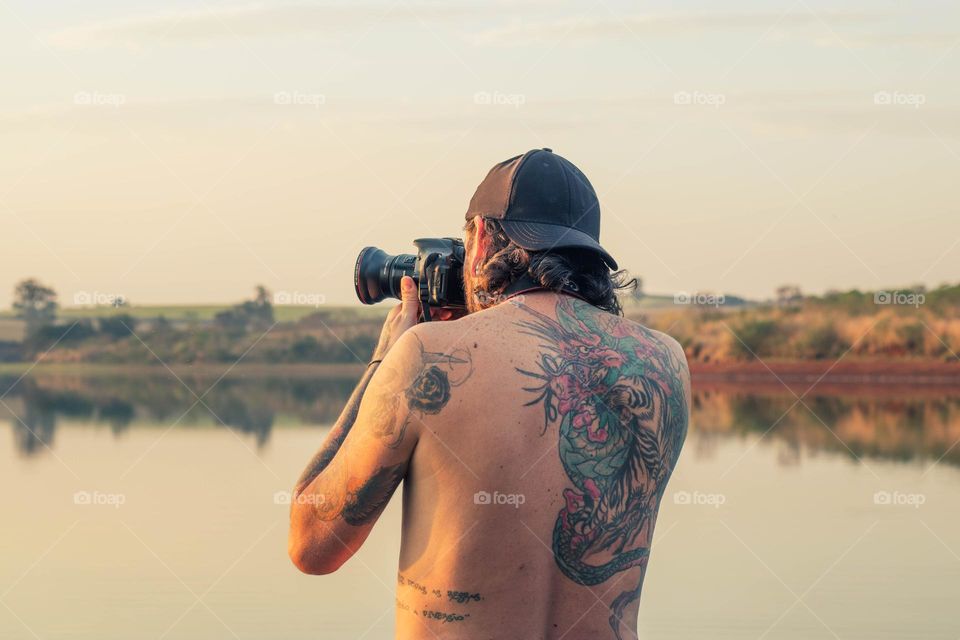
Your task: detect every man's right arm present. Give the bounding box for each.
[287,329,423,574]
[292,362,379,497]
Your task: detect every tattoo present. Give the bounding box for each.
[295,335,473,532]
[396,598,471,624]
[447,589,482,604]
[373,335,473,449]
[398,572,430,595]
[515,298,688,640]
[296,335,474,529]
[341,463,405,526]
[309,454,405,526]
[293,365,379,494]
[397,573,482,619]
[421,609,469,623]
[407,366,451,413]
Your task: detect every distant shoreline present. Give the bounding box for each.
[0,362,368,378]
[691,360,960,390]
[1,359,958,386]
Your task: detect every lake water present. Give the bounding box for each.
[1,372,959,639]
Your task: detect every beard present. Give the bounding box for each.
[464,267,505,314]
[463,243,487,314]
[464,273,484,314]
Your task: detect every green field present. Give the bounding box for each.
[0,294,715,329]
[0,361,366,377]
[0,318,24,342]
[0,303,389,325]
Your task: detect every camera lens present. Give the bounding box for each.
[354,247,417,304]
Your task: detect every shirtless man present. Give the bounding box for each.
[288,149,690,639]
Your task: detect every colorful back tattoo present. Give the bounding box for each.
[515,297,688,639]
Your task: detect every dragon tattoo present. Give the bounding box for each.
[516,298,688,639]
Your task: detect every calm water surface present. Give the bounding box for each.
[1,372,959,639]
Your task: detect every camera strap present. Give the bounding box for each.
[500,273,587,303]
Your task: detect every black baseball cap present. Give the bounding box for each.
[465,148,618,269]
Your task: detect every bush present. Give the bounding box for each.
[732,319,780,359]
[25,321,97,353]
[98,314,138,340]
[291,335,322,361]
[897,322,926,356]
[803,323,850,359]
[814,289,874,315]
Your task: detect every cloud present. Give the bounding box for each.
[814,32,960,49]
[470,11,882,46]
[45,2,475,49]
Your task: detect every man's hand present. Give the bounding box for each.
[371,276,463,361]
[372,276,420,361]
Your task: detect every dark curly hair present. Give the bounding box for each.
[467,217,635,315]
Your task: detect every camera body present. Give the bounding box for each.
[354,238,466,321]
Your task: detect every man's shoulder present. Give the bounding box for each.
[400,315,470,354]
[603,313,690,377]
[402,306,497,352]
[640,325,687,367]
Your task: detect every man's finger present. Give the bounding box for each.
[399,276,419,321]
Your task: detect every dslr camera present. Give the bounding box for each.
[354,238,466,321]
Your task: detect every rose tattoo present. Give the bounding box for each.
[406,366,452,414]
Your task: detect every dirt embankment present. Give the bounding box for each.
[691,359,960,395]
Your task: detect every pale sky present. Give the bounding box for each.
[1,0,958,308]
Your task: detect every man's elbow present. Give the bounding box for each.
[288,539,336,575]
[287,520,347,575]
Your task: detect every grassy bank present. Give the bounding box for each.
[634,304,959,363]
[4,283,959,368]
[0,361,367,378]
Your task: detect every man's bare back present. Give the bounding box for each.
[290,289,690,639]
[290,149,690,639]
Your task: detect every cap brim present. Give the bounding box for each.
[499,219,618,270]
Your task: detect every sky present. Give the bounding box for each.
[1,0,958,308]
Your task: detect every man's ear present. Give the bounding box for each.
[470,218,492,276]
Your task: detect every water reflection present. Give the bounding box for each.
[3,372,960,467]
[691,380,960,467]
[0,372,357,454]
